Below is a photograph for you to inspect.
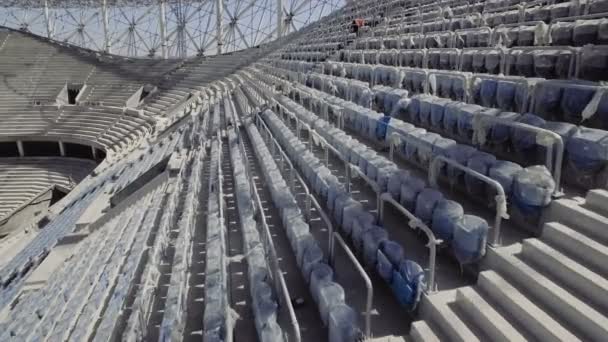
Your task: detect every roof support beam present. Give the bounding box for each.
[277,0,283,38]
[44,0,52,38]
[216,0,223,54]
[102,0,110,53]
[158,0,167,58]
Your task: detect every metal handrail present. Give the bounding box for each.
[473,115,564,196]
[378,193,440,293]
[330,232,373,338]
[429,155,508,247]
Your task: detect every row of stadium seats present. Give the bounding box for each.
[241,89,361,341]
[337,46,604,81]
[270,90,493,265]
[0,185,165,340]
[0,157,95,221]
[274,63,607,192]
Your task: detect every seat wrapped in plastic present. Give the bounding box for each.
[475,78,498,107]
[512,166,555,221]
[418,97,433,126]
[446,144,478,182]
[511,114,547,158]
[450,104,484,138]
[561,84,597,124]
[317,282,345,325]
[457,105,487,141]
[565,127,608,189]
[472,51,486,73]
[496,80,521,112]
[588,0,608,14]
[328,304,360,342]
[391,260,425,309]
[515,50,534,77]
[532,81,563,120]
[551,21,574,45]
[432,138,457,160]
[453,215,489,265]
[579,46,608,82]
[387,170,410,201]
[406,95,423,123]
[417,133,441,167]
[428,50,441,69]
[376,248,394,283]
[517,25,536,46]
[376,240,404,283]
[465,152,497,197]
[573,19,599,46]
[429,98,452,128]
[400,176,426,211]
[352,220,376,253]
[301,241,324,282]
[432,199,464,242]
[333,193,351,226]
[460,51,474,72]
[485,50,501,74]
[363,227,389,267]
[414,188,444,224]
[533,50,572,79]
[488,160,523,196]
[342,199,364,235]
[404,129,427,160]
[310,263,334,304]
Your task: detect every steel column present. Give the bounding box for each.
[159,0,168,58]
[102,0,110,53]
[216,0,224,54]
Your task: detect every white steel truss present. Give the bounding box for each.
[0,0,343,58]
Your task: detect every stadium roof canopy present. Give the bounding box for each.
[0,0,344,57]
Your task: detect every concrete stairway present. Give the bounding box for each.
[409,189,608,342]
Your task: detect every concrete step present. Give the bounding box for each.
[542,222,608,278]
[455,286,526,342]
[545,199,608,244]
[485,246,608,341]
[409,321,440,342]
[477,271,579,342]
[585,189,608,216]
[419,291,479,342]
[521,238,608,314]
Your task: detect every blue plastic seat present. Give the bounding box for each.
[417,133,441,167]
[512,166,556,222]
[496,80,521,112]
[487,111,521,146]
[431,200,464,242]
[511,114,546,159]
[465,152,497,197]
[488,160,523,196]
[429,98,451,128]
[404,129,427,160]
[561,85,596,124]
[479,79,498,108]
[310,263,334,304]
[565,128,608,189]
[432,138,457,159]
[391,260,425,310]
[363,227,389,267]
[418,98,432,126]
[400,176,426,211]
[453,215,489,265]
[328,304,360,342]
[414,188,444,224]
[446,144,478,182]
[533,82,564,120]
